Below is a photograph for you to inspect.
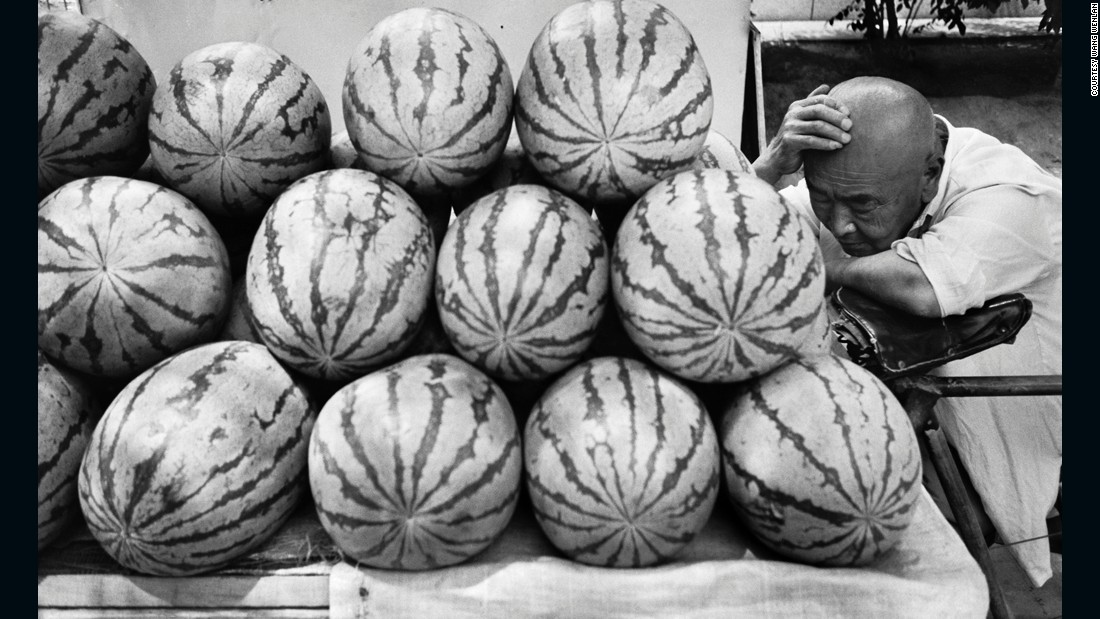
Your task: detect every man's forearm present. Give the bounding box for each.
[826,251,942,318]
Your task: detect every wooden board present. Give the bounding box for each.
[38,502,336,613]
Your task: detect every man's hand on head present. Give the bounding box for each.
[753,84,853,187]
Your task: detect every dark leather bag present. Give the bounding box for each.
[828,287,1033,379]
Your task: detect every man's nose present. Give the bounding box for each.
[827,205,857,237]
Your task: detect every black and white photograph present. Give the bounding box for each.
[37,0,1066,617]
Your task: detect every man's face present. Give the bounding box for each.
[803,153,927,257]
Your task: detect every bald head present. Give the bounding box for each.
[807,77,937,176]
[801,77,945,255]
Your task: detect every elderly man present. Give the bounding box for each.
[753,76,1061,587]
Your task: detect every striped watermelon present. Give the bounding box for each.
[435,184,609,381]
[38,11,156,199]
[148,41,332,218]
[524,356,720,567]
[514,0,713,206]
[77,341,315,576]
[719,355,922,566]
[342,7,513,197]
[38,176,232,378]
[691,130,755,174]
[611,168,825,383]
[246,169,435,382]
[328,130,364,171]
[38,350,101,551]
[308,353,521,570]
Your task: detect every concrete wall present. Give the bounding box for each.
[82,0,753,141]
[752,0,1044,22]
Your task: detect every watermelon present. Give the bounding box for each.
[514,0,713,207]
[328,130,364,171]
[38,176,232,378]
[691,130,755,174]
[308,353,521,570]
[343,7,513,197]
[38,350,101,551]
[148,41,332,218]
[77,341,315,576]
[246,169,435,382]
[719,355,922,567]
[524,356,720,567]
[435,184,609,381]
[611,168,825,383]
[38,11,156,199]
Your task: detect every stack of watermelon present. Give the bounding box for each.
[37,0,921,581]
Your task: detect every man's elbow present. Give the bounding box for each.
[899,287,943,318]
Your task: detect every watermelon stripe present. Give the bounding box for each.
[134,393,307,537]
[227,56,289,148]
[38,18,100,134]
[108,282,183,358]
[112,275,221,327]
[437,485,520,526]
[582,11,609,137]
[166,65,220,153]
[746,383,862,511]
[516,62,600,143]
[724,448,857,528]
[337,392,401,511]
[606,3,653,131]
[421,435,519,516]
[527,477,622,526]
[406,359,447,508]
[326,225,431,367]
[37,402,92,487]
[634,383,708,517]
[526,430,618,518]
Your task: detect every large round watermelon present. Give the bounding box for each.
[38,11,156,199]
[611,168,825,383]
[514,0,713,206]
[309,353,521,570]
[148,41,332,218]
[77,341,315,576]
[525,357,720,567]
[246,169,435,382]
[38,176,232,378]
[343,7,513,197]
[435,184,609,382]
[719,355,923,567]
[38,350,100,551]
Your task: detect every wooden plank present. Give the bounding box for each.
[39,610,328,619]
[38,573,330,609]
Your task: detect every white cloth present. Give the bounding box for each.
[330,490,988,619]
[780,116,1062,587]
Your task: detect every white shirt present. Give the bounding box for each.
[781,116,1062,586]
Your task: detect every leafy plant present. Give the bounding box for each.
[827,0,1062,39]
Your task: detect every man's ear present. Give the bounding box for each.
[920,153,944,204]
